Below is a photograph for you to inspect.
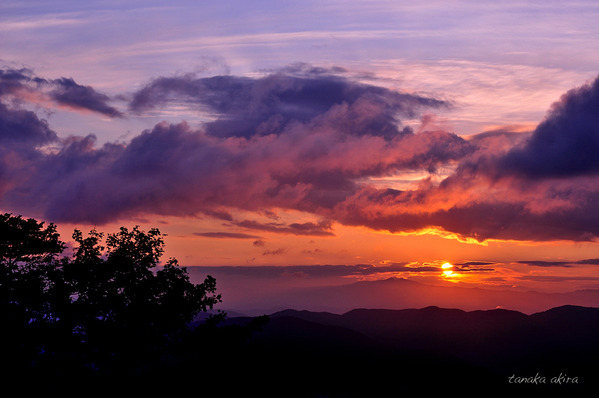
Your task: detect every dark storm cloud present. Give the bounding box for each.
[0,67,122,118]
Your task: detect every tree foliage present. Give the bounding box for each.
[0,213,228,389]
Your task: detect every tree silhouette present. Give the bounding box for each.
[0,213,227,390]
[0,214,65,375]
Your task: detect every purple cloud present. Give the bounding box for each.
[2,66,599,244]
[129,66,449,140]
[498,75,599,178]
[0,101,57,147]
[0,67,122,118]
[1,67,466,225]
[49,77,123,118]
[0,101,58,195]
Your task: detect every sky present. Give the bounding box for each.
[2,0,599,313]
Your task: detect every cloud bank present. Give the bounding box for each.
[1,65,598,243]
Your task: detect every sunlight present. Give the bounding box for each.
[441,262,456,277]
[394,227,489,246]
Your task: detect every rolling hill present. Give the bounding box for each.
[211,304,599,395]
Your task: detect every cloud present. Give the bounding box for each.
[517,275,599,282]
[49,77,123,118]
[0,67,122,118]
[331,182,599,242]
[232,219,335,236]
[456,261,496,266]
[0,101,57,147]
[517,260,573,267]
[518,258,599,267]
[185,262,494,280]
[325,75,599,242]
[194,232,262,239]
[498,76,599,179]
[1,66,465,225]
[129,65,449,139]
[262,248,286,256]
[253,240,266,247]
[2,65,599,244]
[453,264,495,272]
[0,100,58,195]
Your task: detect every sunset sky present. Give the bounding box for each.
[3,1,599,311]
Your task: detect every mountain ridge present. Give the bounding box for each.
[261,304,599,382]
[217,276,599,316]
[189,304,598,395]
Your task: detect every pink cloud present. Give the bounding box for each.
[2,65,599,243]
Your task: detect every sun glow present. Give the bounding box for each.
[441,262,455,277]
[393,227,489,246]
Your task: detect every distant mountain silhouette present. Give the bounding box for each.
[220,277,599,315]
[271,305,599,367]
[211,304,598,395]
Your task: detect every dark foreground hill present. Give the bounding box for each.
[269,305,599,373]
[203,305,598,396]
[11,305,597,396]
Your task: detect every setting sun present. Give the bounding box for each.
[442,262,455,277]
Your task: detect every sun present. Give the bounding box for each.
[441,262,455,277]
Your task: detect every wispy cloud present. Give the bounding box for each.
[194,232,262,239]
[232,219,335,237]
[518,258,599,267]
[0,14,84,31]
